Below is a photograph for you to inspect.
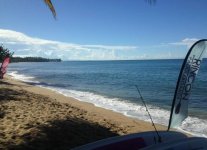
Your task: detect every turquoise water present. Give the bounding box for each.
[7,59,207,136]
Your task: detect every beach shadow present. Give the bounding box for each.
[0,88,24,118]
[0,88,22,102]
[0,80,29,88]
[9,118,118,150]
[0,80,14,86]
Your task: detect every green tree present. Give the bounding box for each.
[0,45,13,62]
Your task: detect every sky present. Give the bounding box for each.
[0,0,207,60]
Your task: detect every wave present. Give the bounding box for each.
[8,71,40,83]
[46,87,170,124]
[7,71,207,137]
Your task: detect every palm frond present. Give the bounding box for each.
[145,0,156,5]
[44,0,56,19]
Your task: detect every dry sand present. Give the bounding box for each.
[0,76,166,150]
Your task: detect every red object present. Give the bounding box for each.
[0,57,10,79]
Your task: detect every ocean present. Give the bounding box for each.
[7,59,207,137]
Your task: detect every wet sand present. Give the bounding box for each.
[0,76,166,149]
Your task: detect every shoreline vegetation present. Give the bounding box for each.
[0,76,166,149]
[10,57,61,63]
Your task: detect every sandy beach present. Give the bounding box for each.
[0,76,166,150]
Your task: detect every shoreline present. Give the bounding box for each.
[0,76,168,149]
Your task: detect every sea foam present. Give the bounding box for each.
[8,71,39,83]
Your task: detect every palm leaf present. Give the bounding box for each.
[44,0,56,19]
[43,0,155,19]
[145,0,156,5]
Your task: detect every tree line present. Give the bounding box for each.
[0,45,61,63]
[10,57,61,63]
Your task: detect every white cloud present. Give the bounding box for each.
[0,29,138,60]
[170,38,199,48]
[1,29,200,60]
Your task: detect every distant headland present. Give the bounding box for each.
[10,57,61,63]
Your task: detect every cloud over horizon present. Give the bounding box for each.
[170,38,199,47]
[0,29,199,60]
[0,29,138,60]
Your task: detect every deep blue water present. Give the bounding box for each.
[7,59,207,136]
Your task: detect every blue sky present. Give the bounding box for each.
[0,0,206,60]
